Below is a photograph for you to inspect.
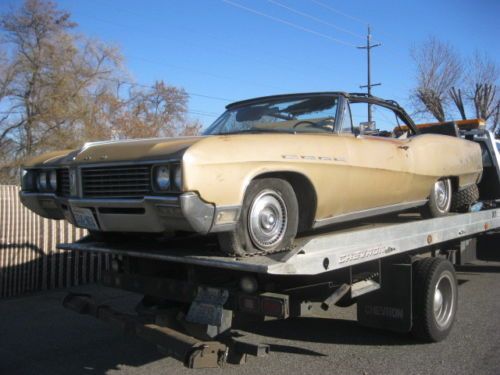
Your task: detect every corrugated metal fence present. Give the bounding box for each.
[0,185,110,298]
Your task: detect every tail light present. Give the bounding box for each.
[238,293,289,318]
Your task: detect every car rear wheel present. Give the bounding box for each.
[421,178,452,218]
[451,184,479,212]
[218,178,298,256]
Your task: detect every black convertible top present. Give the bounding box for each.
[225,92,416,130]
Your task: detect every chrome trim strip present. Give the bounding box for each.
[313,200,428,228]
[23,158,183,170]
[66,195,181,206]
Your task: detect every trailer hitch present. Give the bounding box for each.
[62,293,269,368]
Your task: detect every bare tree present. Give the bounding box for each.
[449,87,467,120]
[0,0,201,184]
[466,51,499,131]
[118,81,201,138]
[0,0,124,159]
[410,37,463,121]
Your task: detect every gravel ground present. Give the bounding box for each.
[0,246,499,375]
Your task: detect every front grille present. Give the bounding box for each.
[81,165,152,198]
[57,169,70,197]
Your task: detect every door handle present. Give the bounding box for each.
[398,145,409,150]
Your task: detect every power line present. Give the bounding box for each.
[309,0,398,42]
[0,77,226,119]
[266,0,365,40]
[103,78,233,102]
[309,0,367,25]
[84,15,322,83]
[0,109,220,117]
[75,16,290,92]
[188,110,220,118]
[222,0,357,47]
[82,12,344,80]
[126,54,285,91]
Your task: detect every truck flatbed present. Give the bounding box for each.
[58,208,500,275]
[56,127,500,368]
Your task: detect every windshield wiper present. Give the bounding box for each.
[217,128,294,135]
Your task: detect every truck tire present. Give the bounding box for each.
[411,257,458,342]
[421,178,453,218]
[218,178,298,256]
[451,184,479,212]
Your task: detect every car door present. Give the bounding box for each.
[339,100,415,214]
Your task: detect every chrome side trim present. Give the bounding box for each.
[313,200,428,229]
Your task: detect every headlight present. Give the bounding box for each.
[173,165,182,190]
[21,169,35,191]
[155,165,171,191]
[48,170,57,191]
[37,171,48,191]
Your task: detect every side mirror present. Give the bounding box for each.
[359,121,376,134]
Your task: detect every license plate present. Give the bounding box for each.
[72,207,99,231]
[186,287,229,326]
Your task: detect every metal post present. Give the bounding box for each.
[358,26,381,122]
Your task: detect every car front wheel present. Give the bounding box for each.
[218,178,298,256]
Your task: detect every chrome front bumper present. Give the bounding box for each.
[19,192,240,234]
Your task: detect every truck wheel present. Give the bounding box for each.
[421,178,452,218]
[218,178,298,256]
[412,257,458,342]
[451,184,479,212]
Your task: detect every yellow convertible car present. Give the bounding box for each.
[20,92,483,255]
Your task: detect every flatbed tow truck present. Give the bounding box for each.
[58,124,500,369]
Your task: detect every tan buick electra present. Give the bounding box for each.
[20,92,483,255]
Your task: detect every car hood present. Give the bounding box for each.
[73,136,206,164]
[25,136,207,167]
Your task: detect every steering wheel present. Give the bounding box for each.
[293,120,317,129]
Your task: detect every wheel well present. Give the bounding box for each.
[253,172,317,232]
[434,177,459,194]
[449,176,459,192]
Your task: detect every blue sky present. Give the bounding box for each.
[1,0,499,127]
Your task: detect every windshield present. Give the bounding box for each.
[203,95,339,135]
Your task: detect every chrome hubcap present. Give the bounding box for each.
[248,190,287,250]
[434,180,450,212]
[433,272,455,329]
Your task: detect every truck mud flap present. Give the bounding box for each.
[356,259,413,333]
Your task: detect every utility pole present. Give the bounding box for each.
[358,25,381,122]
